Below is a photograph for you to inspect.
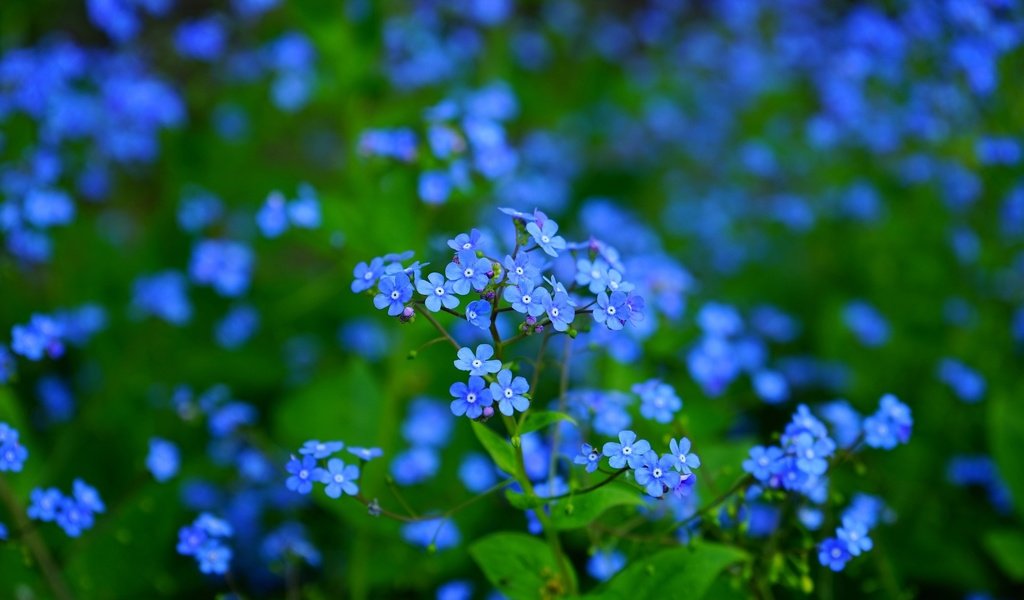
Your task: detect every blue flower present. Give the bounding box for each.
[351,257,384,293]
[197,541,232,575]
[175,17,227,62]
[634,452,682,498]
[791,433,835,476]
[503,281,548,317]
[73,479,105,514]
[742,445,783,482]
[323,458,360,498]
[454,344,502,376]
[465,300,492,329]
[576,258,610,293]
[195,513,234,538]
[818,538,851,572]
[574,443,601,473]
[402,518,460,550]
[668,438,701,475]
[189,240,254,297]
[288,186,321,228]
[0,423,28,472]
[285,455,325,494]
[27,487,63,521]
[449,376,494,419]
[542,291,575,332]
[836,516,873,556]
[11,315,65,361]
[146,438,180,483]
[634,379,682,424]
[489,369,530,416]
[863,394,913,449]
[448,229,483,252]
[373,274,414,316]
[132,271,192,325]
[602,430,651,469]
[256,191,289,238]
[594,292,627,330]
[416,272,460,312]
[503,253,541,287]
[390,447,440,485]
[445,251,493,295]
[347,446,383,461]
[753,370,789,404]
[176,525,208,556]
[299,440,344,459]
[587,549,626,582]
[215,304,259,349]
[458,453,498,492]
[56,497,94,537]
[526,218,566,257]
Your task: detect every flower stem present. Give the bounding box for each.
[0,477,73,600]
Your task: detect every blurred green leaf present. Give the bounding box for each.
[471,421,522,480]
[586,542,748,600]
[983,529,1024,581]
[519,410,577,436]
[989,390,1024,519]
[549,482,643,531]
[469,531,576,600]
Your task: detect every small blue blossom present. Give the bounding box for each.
[402,518,460,550]
[351,257,384,293]
[542,291,575,332]
[416,273,460,312]
[285,455,325,495]
[0,423,28,472]
[863,394,913,449]
[56,497,94,537]
[753,370,789,404]
[503,253,541,287]
[634,452,682,498]
[73,479,105,514]
[464,300,492,329]
[418,171,452,204]
[458,453,498,492]
[489,369,530,416]
[27,487,63,521]
[195,513,234,538]
[146,438,180,482]
[503,281,548,317]
[836,516,873,556]
[256,191,289,238]
[526,218,566,257]
[323,458,360,498]
[576,258,610,293]
[445,251,493,295]
[743,445,783,482]
[633,379,682,424]
[587,549,626,582]
[450,376,494,419]
[448,229,482,252]
[602,430,651,469]
[288,186,321,228]
[132,271,192,325]
[454,344,502,376]
[197,541,232,575]
[668,438,701,475]
[300,440,344,459]
[818,538,852,572]
[189,240,254,298]
[573,443,601,473]
[176,525,208,556]
[390,447,440,485]
[11,315,65,361]
[373,274,414,316]
[594,291,627,330]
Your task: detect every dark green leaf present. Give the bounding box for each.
[471,421,522,479]
[548,482,643,530]
[984,530,1024,581]
[586,542,748,600]
[519,410,577,435]
[469,532,576,600]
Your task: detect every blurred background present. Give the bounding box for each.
[1,0,1024,598]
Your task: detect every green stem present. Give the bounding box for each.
[0,477,73,600]
[414,305,460,351]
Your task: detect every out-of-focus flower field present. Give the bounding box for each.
[2,1,1024,599]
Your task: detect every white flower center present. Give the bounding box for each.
[299,469,309,479]
[334,474,344,483]
[467,393,477,403]
[468,310,477,319]
[390,290,400,300]
[653,468,662,478]
[363,271,373,280]
[504,388,513,398]
[607,306,617,316]
[472,359,482,368]
[551,307,559,317]
[462,242,472,249]
[464,268,474,277]
[541,235,550,243]
[434,286,445,296]
[522,294,532,304]
[622,446,632,455]
[588,453,598,461]
[516,267,524,275]
[591,269,601,278]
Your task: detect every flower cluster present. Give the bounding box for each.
[27,480,105,537]
[0,422,28,471]
[575,431,701,499]
[176,513,234,575]
[285,440,368,499]
[817,498,887,572]
[256,184,323,238]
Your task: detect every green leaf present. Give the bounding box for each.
[586,542,748,600]
[983,529,1024,581]
[506,489,545,510]
[989,390,1024,519]
[471,421,522,479]
[519,410,577,435]
[549,482,644,530]
[469,532,576,600]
